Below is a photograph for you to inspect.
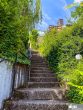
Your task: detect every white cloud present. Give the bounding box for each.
[74,0,83,3]
[43,12,52,21]
[37,20,49,31]
[60,0,71,17]
[37,0,72,31]
[36,10,53,31]
[38,31,45,36]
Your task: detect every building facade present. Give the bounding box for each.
[48,19,64,31]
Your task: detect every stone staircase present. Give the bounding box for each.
[4,51,68,110]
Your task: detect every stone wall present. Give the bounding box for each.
[0,60,29,109]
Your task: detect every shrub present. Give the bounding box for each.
[64,63,83,103]
[29,29,39,50]
[39,25,83,73]
[39,19,83,104]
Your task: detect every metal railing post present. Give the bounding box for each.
[28,48,32,81]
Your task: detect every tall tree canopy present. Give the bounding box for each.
[0,0,41,63]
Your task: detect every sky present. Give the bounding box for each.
[37,0,76,32]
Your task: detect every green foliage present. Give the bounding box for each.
[39,29,57,57]
[39,25,83,73]
[71,6,83,19]
[39,6,83,103]
[64,63,83,103]
[29,29,39,49]
[17,53,31,65]
[0,0,41,64]
[67,86,83,103]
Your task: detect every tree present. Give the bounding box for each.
[29,29,39,49]
[71,5,83,19]
[0,0,41,63]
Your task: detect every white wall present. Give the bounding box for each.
[0,60,28,109]
[0,60,13,109]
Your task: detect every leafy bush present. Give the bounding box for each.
[39,25,83,73]
[67,86,83,103]
[39,10,83,103]
[64,63,83,103]
[0,0,41,64]
[29,29,39,50]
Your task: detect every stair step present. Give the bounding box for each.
[31,56,43,58]
[31,60,46,62]
[31,59,45,61]
[31,64,48,66]
[15,88,66,100]
[31,67,50,71]
[32,51,38,53]
[30,73,55,77]
[31,69,50,71]
[32,62,46,64]
[31,66,49,68]
[32,61,46,62]
[27,82,60,88]
[31,63,47,66]
[3,51,68,110]
[31,70,53,73]
[30,77,57,82]
[9,100,68,110]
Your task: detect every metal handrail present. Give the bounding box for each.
[28,48,32,82]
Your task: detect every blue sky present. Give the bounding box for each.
[37,0,74,31]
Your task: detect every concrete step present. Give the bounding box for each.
[31,60,46,63]
[27,82,60,88]
[31,51,38,54]
[30,73,55,77]
[6,100,68,110]
[32,61,45,63]
[31,67,50,71]
[31,66,49,68]
[31,59,45,61]
[31,65,48,68]
[31,63,47,65]
[14,88,66,100]
[3,51,68,110]
[31,59,46,62]
[31,69,50,72]
[31,70,53,73]
[31,60,46,62]
[30,77,58,82]
[31,62,47,64]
